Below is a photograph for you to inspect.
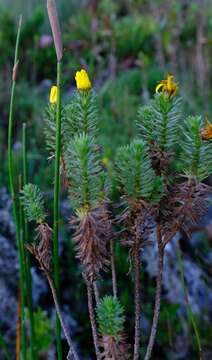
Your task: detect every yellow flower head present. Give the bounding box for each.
[102,157,109,167]
[49,85,58,104]
[156,74,178,97]
[75,69,92,91]
[200,117,212,140]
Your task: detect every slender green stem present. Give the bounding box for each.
[177,240,203,360]
[8,15,22,230]
[22,123,37,360]
[18,175,27,360]
[53,60,62,360]
[7,16,26,360]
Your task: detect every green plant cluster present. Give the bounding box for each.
[18,75,212,359]
[65,132,105,211]
[96,296,125,340]
[136,93,212,180]
[180,116,212,179]
[21,183,46,224]
[116,139,161,202]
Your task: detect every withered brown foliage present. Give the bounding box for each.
[117,197,156,252]
[26,223,52,274]
[149,141,173,175]
[158,178,211,249]
[70,203,111,282]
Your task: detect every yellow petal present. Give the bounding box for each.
[49,85,58,104]
[155,83,164,93]
[75,69,92,90]
[102,157,109,166]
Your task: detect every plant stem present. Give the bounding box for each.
[177,240,203,360]
[144,243,164,360]
[93,281,100,305]
[8,17,22,205]
[22,123,37,359]
[16,289,22,360]
[53,60,62,360]
[133,241,141,360]
[46,272,79,360]
[110,239,118,299]
[7,16,26,360]
[18,175,27,360]
[85,279,101,360]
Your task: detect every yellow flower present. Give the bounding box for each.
[49,85,58,104]
[200,117,212,140]
[102,157,109,167]
[156,74,178,97]
[75,69,92,90]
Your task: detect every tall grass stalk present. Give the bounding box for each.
[53,60,63,359]
[18,175,27,360]
[47,0,63,356]
[177,240,203,360]
[7,15,26,359]
[22,123,37,359]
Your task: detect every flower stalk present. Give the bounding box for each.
[22,123,37,359]
[7,15,27,360]
[18,175,27,360]
[52,59,63,360]
[47,0,63,357]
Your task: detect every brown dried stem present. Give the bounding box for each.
[144,223,164,360]
[110,238,118,299]
[85,277,101,360]
[93,281,100,305]
[100,335,131,360]
[133,235,141,360]
[45,272,79,360]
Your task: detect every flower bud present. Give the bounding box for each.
[47,0,63,61]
